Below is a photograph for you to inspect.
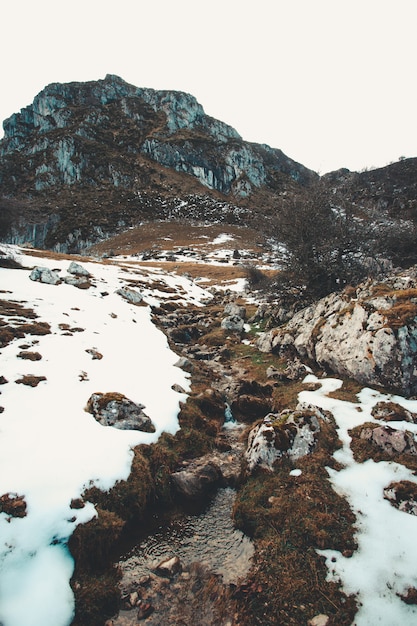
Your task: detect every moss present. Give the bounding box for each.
[233,422,357,625]
[70,568,121,626]
[69,508,125,572]
[83,449,153,522]
[349,423,417,471]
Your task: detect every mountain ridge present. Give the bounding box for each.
[0,74,416,255]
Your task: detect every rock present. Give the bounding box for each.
[256,270,417,396]
[155,555,182,577]
[85,392,155,432]
[171,462,222,498]
[384,480,417,515]
[116,286,144,305]
[68,261,91,276]
[174,356,193,372]
[29,266,61,285]
[171,383,187,393]
[85,348,103,360]
[224,303,246,319]
[371,401,417,423]
[221,315,245,332]
[244,405,326,473]
[63,275,91,289]
[358,424,417,455]
[308,615,330,626]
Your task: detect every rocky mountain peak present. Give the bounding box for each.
[0,75,319,250]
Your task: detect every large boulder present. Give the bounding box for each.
[29,266,61,285]
[244,404,328,473]
[85,392,155,432]
[256,269,417,396]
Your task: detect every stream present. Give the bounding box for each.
[110,421,254,625]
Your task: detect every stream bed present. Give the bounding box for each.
[111,487,254,625]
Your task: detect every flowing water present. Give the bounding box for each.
[118,487,253,588]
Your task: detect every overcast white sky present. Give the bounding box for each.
[1,0,416,174]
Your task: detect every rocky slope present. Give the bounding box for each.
[0,74,316,251]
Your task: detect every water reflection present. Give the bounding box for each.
[119,487,253,585]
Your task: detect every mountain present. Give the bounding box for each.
[0,74,316,251]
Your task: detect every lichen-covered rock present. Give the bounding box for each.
[63,274,91,289]
[85,392,155,432]
[116,286,144,305]
[29,266,61,285]
[256,270,417,395]
[224,303,246,319]
[68,261,91,276]
[358,424,417,455]
[244,404,327,473]
[221,315,244,332]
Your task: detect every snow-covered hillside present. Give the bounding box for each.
[0,246,215,625]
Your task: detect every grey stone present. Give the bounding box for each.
[85,392,155,432]
[29,266,61,285]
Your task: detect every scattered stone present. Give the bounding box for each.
[174,356,193,372]
[68,261,91,277]
[155,555,182,578]
[116,286,144,305]
[171,383,187,393]
[85,392,155,432]
[358,424,417,456]
[63,275,91,289]
[0,376,9,384]
[85,348,103,360]
[221,315,245,332]
[29,266,61,285]
[0,493,27,518]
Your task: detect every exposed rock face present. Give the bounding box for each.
[257,269,417,396]
[85,392,155,432]
[244,404,328,473]
[0,74,316,249]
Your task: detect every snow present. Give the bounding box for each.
[299,376,417,625]
[0,248,193,626]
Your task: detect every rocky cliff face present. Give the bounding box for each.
[0,74,315,250]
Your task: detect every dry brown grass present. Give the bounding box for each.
[379,301,417,329]
[87,221,267,257]
[15,375,47,387]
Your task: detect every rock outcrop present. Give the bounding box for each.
[257,268,417,396]
[0,74,316,250]
[244,404,329,473]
